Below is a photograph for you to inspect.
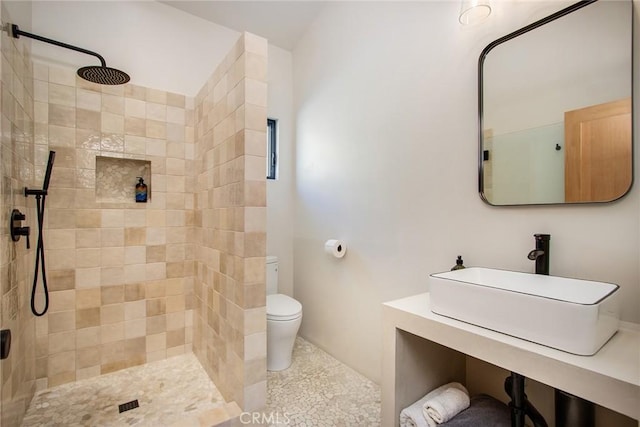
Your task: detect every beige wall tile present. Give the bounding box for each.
[124,246,146,264]
[101,285,124,305]
[146,103,166,121]
[50,290,76,312]
[49,104,75,127]
[101,210,124,228]
[124,264,146,284]
[100,340,124,365]
[166,295,185,313]
[124,319,146,339]
[77,109,101,131]
[125,117,146,136]
[102,112,124,133]
[124,300,146,320]
[49,209,78,229]
[101,323,124,344]
[76,346,100,369]
[76,268,101,289]
[77,89,101,111]
[48,249,77,270]
[101,247,124,267]
[145,262,166,280]
[124,283,145,302]
[76,289,101,309]
[146,315,167,335]
[125,227,147,246]
[166,328,185,348]
[166,311,185,330]
[48,351,76,376]
[76,229,101,248]
[146,281,166,298]
[146,245,166,263]
[146,228,166,246]
[48,330,76,354]
[76,248,100,268]
[125,84,146,100]
[146,88,167,104]
[76,365,101,381]
[101,304,124,324]
[49,311,76,333]
[125,98,146,118]
[167,92,186,108]
[146,298,166,317]
[76,307,101,329]
[49,67,76,86]
[101,229,124,247]
[49,83,76,106]
[146,332,167,353]
[76,326,101,349]
[124,135,147,155]
[100,267,124,286]
[49,270,76,291]
[76,210,102,228]
[146,120,166,139]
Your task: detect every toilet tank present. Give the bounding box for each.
[266,256,278,295]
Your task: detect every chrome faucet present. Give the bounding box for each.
[527,234,550,275]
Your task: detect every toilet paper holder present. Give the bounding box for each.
[324,239,346,258]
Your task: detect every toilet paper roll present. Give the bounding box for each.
[324,239,346,258]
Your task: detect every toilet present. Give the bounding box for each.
[266,256,302,371]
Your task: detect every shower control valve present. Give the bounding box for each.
[10,209,30,249]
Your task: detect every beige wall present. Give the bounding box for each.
[0,3,37,425]
[192,32,268,411]
[32,63,196,389]
[292,1,640,385]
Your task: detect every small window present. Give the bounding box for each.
[267,118,278,180]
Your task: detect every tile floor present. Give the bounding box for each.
[21,353,238,426]
[21,337,381,427]
[266,337,381,426]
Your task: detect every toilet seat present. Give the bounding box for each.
[267,294,302,321]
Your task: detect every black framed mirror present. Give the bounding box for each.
[479,0,633,206]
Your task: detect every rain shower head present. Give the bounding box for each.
[77,65,130,85]
[8,24,130,85]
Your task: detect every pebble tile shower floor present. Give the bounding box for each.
[22,337,381,426]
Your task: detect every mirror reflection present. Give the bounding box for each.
[479,0,633,205]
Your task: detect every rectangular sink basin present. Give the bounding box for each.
[429,267,620,355]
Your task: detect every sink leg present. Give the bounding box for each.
[555,389,594,427]
[508,372,527,427]
[505,372,548,427]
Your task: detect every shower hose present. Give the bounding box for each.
[30,193,49,316]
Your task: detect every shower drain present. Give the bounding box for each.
[118,399,139,413]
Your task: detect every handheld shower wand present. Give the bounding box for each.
[25,150,55,316]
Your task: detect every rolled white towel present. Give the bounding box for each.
[422,386,470,424]
[400,382,468,427]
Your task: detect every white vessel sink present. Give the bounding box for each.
[429,267,620,355]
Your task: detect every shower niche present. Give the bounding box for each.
[95,156,151,203]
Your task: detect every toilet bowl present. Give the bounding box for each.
[267,294,302,371]
[266,256,303,371]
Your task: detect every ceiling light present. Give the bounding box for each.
[459,0,492,25]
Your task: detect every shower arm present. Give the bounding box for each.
[10,24,107,68]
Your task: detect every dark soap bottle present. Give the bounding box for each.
[451,255,465,271]
[135,177,148,203]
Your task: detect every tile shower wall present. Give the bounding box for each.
[193,32,268,411]
[0,4,37,426]
[32,62,196,389]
